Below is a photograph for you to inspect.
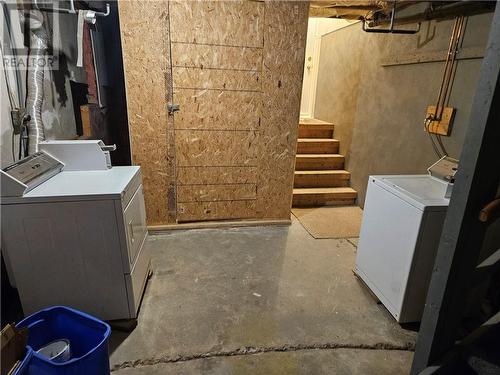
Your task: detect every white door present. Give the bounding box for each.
[299,18,356,119]
[299,19,318,118]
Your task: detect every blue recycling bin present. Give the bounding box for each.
[15,306,111,375]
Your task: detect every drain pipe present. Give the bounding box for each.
[24,9,48,154]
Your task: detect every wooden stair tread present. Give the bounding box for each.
[299,123,334,130]
[293,187,357,194]
[297,138,338,142]
[293,187,358,205]
[296,154,343,158]
[299,118,334,126]
[294,122,354,206]
[298,122,335,138]
[295,170,350,175]
[295,154,345,171]
[296,139,339,155]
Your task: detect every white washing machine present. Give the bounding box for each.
[355,158,458,323]
[1,143,151,322]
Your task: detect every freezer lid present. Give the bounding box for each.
[373,175,450,210]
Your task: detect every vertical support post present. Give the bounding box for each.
[411,5,500,374]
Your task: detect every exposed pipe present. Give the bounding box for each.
[368,1,494,27]
[24,9,48,155]
[362,1,421,34]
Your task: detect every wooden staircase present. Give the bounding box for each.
[293,118,358,207]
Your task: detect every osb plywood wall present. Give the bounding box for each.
[119,1,308,225]
[118,1,175,225]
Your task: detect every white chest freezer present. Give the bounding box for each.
[355,174,451,323]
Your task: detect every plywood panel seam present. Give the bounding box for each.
[173,66,261,73]
[175,129,259,132]
[166,0,178,222]
[178,182,257,186]
[178,166,257,170]
[171,41,264,49]
[173,87,262,93]
[178,198,257,203]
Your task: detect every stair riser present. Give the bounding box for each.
[295,157,344,170]
[297,142,339,154]
[298,128,334,139]
[294,174,350,188]
[292,194,356,207]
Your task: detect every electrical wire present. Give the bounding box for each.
[425,117,442,158]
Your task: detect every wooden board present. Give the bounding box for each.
[173,68,261,91]
[174,89,261,131]
[177,184,256,203]
[426,106,456,136]
[256,1,309,219]
[169,0,265,47]
[80,105,91,137]
[292,187,357,207]
[177,166,258,185]
[294,170,351,188]
[170,0,265,222]
[172,43,262,71]
[118,0,175,225]
[175,130,258,166]
[177,200,256,222]
[149,219,290,232]
[120,0,309,225]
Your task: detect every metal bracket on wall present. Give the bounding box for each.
[167,103,180,115]
[362,1,421,34]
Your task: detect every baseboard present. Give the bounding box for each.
[148,219,292,233]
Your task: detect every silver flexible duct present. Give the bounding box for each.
[25,9,48,154]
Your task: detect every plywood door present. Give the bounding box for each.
[169,0,264,222]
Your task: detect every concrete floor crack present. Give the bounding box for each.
[110,341,415,371]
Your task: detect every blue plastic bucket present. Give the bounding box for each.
[11,347,33,375]
[16,306,111,375]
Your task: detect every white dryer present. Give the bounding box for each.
[1,146,151,322]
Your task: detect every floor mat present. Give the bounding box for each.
[292,206,363,239]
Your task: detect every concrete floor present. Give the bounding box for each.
[110,217,417,374]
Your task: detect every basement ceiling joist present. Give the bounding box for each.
[310,1,496,23]
[309,0,410,20]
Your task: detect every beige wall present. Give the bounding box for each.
[314,14,493,206]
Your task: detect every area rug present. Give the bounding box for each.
[292,206,363,239]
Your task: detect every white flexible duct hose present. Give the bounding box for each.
[25,9,48,155]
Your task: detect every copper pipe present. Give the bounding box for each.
[438,15,465,119]
[434,17,459,119]
[434,15,465,120]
